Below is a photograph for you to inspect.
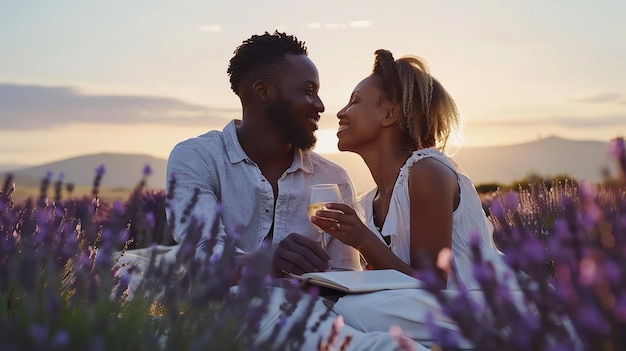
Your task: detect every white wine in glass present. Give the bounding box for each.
[308,184,343,249]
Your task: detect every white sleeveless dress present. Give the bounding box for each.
[357,147,515,289]
[333,148,521,349]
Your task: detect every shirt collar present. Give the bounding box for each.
[223,120,248,164]
[290,147,314,174]
[223,119,314,174]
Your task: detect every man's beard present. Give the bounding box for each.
[266,96,316,151]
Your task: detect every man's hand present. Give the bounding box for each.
[271,233,331,277]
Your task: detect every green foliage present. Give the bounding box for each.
[475,183,500,194]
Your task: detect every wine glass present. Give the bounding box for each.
[308,183,343,249]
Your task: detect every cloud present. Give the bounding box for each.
[0,83,237,130]
[471,115,626,128]
[323,23,348,30]
[349,20,372,28]
[199,24,222,32]
[307,22,321,30]
[307,20,372,30]
[575,92,623,103]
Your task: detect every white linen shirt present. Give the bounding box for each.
[166,120,361,271]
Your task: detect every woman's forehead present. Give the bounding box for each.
[353,75,380,93]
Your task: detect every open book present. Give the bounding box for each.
[286,269,423,293]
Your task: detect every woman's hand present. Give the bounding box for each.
[310,203,373,250]
[314,203,418,277]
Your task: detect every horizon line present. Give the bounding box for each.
[0,134,618,170]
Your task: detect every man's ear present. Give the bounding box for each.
[252,80,275,102]
[381,104,400,128]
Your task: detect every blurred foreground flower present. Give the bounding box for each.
[423,175,625,350]
[0,168,317,350]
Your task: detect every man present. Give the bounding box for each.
[166,31,361,276]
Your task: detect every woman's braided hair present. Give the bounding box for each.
[372,49,459,151]
[227,31,308,94]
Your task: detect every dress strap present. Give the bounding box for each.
[371,189,393,247]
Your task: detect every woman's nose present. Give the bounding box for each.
[336,106,346,119]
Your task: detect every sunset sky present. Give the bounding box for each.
[1,0,625,168]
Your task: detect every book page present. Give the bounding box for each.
[287,269,423,293]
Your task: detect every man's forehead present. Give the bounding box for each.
[282,54,320,85]
[285,53,313,65]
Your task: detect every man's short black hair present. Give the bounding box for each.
[227,31,308,94]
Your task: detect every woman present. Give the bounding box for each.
[311,50,520,348]
[312,49,511,288]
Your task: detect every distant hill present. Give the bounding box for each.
[0,137,618,194]
[0,163,26,172]
[1,153,167,190]
[324,136,617,193]
[452,136,616,184]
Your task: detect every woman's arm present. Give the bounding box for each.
[311,158,458,282]
[407,158,458,285]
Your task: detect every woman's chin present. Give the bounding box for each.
[337,142,355,153]
[337,141,348,152]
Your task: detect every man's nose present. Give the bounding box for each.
[313,96,325,113]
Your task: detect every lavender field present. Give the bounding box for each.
[1,137,624,350]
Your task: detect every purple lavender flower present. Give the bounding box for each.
[28,324,48,344]
[13,158,626,350]
[614,297,626,323]
[577,306,610,335]
[50,330,69,348]
[602,260,621,285]
[95,165,105,177]
[608,137,625,180]
[143,164,152,177]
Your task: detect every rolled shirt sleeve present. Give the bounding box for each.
[166,141,227,259]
